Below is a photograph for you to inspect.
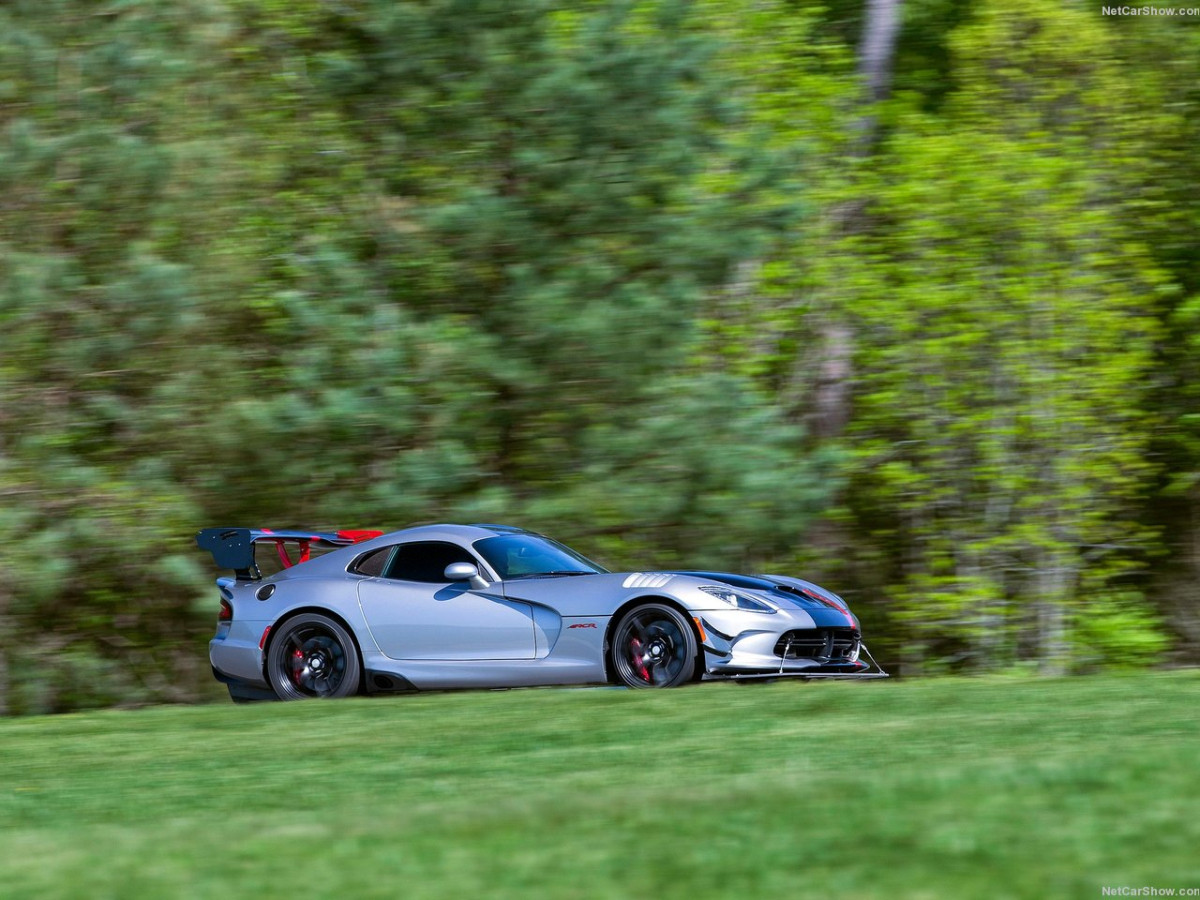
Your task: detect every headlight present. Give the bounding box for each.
[698,585,775,613]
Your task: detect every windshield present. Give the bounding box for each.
[474,534,607,580]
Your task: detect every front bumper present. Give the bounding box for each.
[695,608,889,680]
[701,653,888,680]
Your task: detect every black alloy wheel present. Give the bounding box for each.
[266,613,361,700]
[611,603,698,688]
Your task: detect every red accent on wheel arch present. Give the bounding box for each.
[259,626,271,650]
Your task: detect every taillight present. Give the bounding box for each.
[218,599,233,623]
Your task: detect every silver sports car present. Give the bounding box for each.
[197,523,886,701]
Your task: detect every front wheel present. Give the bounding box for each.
[266,613,361,700]
[611,603,699,688]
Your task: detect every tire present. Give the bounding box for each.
[266,613,362,700]
[611,603,699,688]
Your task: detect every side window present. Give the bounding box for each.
[352,547,393,577]
[385,542,478,583]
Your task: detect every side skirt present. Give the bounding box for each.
[364,670,420,694]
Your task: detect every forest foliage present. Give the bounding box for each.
[1,0,1198,713]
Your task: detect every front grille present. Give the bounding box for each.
[774,628,860,661]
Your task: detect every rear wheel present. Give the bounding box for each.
[266,613,361,700]
[611,603,698,688]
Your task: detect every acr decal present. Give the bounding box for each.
[568,622,598,629]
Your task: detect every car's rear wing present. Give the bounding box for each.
[196,527,384,581]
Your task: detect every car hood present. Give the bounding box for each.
[496,569,857,628]
[666,571,858,625]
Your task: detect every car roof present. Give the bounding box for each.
[389,523,530,541]
[269,523,537,581]
[339,523,530,550]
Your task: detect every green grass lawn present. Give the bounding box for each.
[2,672,1198,899]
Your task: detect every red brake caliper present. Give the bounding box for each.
[291,648,304,684]
[630,638,650,682]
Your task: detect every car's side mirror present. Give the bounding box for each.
[444,562,489,590]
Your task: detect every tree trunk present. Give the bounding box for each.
[1037,554,1072,675]
[852,0,903,155]
[812,1,903,439]
[811,321,854,440]
[858,0,903,105]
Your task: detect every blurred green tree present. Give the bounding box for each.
[1108,17,1200,662]
[0,0,832,711]
[843,0,1170,673]
[0,0,222,711]
[3,0,1197,711]
[170,0,833,562]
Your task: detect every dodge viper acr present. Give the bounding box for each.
[197,523,887,701]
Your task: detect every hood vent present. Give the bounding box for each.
[622,573,675,589]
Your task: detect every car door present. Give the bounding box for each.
[356,540,536,660]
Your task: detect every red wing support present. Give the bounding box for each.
[196,527,384,580]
